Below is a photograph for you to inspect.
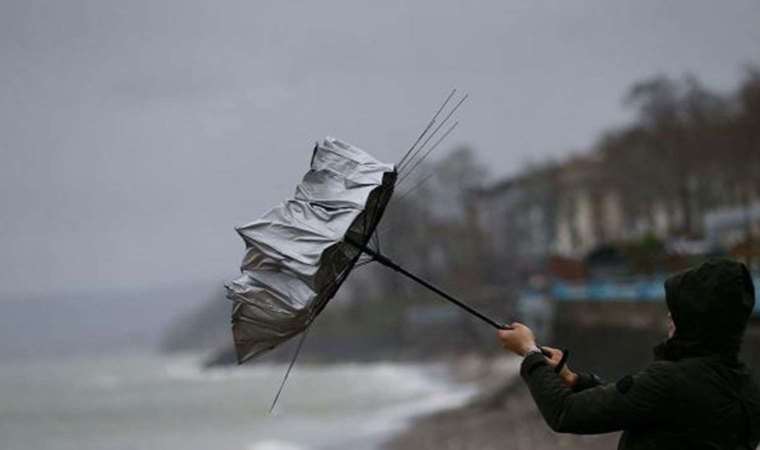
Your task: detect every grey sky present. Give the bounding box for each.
[1,0,759,299]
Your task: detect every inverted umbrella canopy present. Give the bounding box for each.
[225,137,397,363]
[225,91,521,375]
[226,93,551,411]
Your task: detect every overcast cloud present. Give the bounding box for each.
[1,0,759,299]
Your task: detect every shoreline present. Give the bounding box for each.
[383,354,620,450]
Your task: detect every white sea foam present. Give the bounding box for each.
[90,373,122,390]
[359,386,476,437]
[246,439,308,450]
[2,352,479,450]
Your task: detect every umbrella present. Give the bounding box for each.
[225,91,536,409]
[225,136,398,364]
[226,134,506,363]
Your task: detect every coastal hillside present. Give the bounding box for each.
[160,282,511,366]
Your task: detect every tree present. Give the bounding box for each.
[619,75,729,237]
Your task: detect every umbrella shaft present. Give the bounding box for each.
[347,238,509,330]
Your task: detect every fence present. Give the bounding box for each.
[549,276,760,316]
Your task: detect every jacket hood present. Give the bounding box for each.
[656,258,755,361]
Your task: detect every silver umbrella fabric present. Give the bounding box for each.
[225,137,396,363]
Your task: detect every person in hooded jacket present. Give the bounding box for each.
[498,258,760,449]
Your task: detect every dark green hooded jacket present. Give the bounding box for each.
[521,259,760,449]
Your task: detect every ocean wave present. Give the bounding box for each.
[6,352,479,450]
[356,383,477,438]
[160,356,452,392]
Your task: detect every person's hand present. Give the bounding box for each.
[497,322,539,356]
[542,346,579,388]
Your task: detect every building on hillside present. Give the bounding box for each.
[471,166,558,278]
[704,202,760,248]
[474,152,756,273]
[553,155,628,258]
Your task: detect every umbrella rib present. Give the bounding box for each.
[397,121,459,186]
[375,172,436,238]
[372,191,391,252]
[398,93,468,174]
[370,218,380,250]
[357,253,374,265]
[367,173,396,252]
[381,117,460,226]
[396,171,436,202]
[397,89,456,169]
[269,326,311,414]
[355,259,374,268]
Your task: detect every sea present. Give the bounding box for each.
[0,352,477,450]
